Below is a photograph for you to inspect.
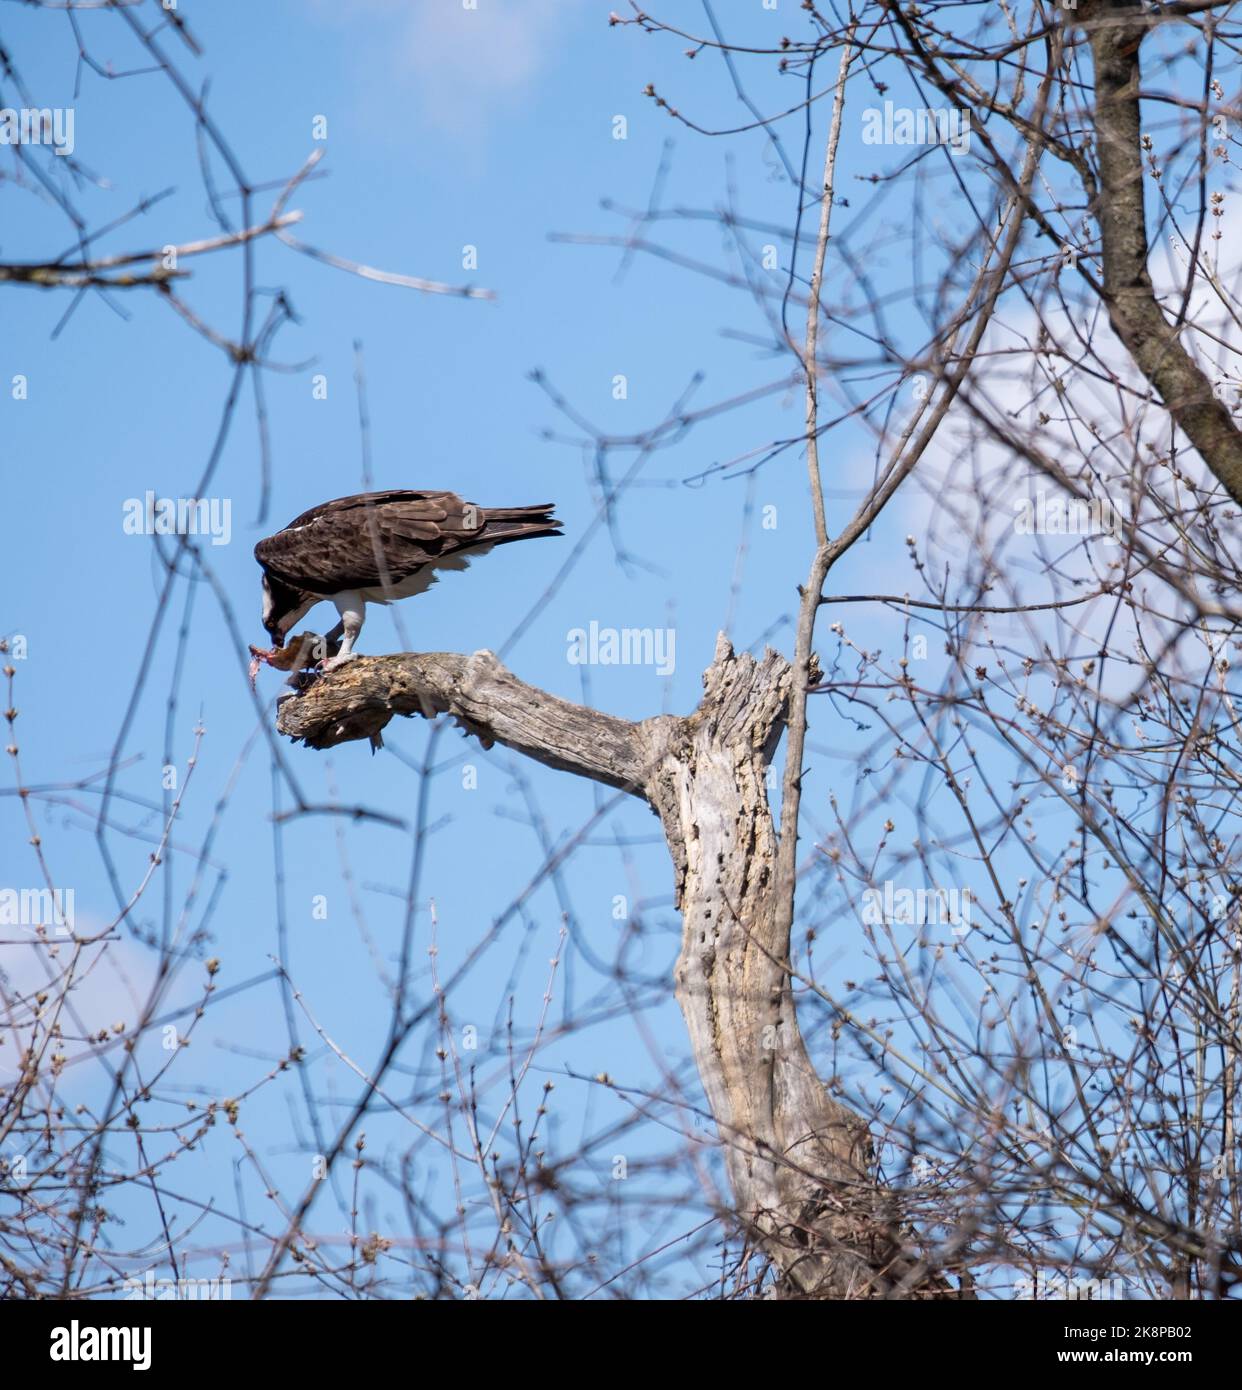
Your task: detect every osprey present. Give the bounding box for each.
[251,489,561,676]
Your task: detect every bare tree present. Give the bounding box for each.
[5,0,1242,1301]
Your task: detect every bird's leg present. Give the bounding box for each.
[320,592,364,672]
[305,619,345,672]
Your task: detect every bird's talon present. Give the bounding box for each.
[319,651,358,674]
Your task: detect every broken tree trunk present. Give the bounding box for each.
[275,634,954,1297]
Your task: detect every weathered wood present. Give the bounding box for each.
[643,635,883,1296]
[277,648,650,793]
[276,638,953,1296]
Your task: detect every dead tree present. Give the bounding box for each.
[275,638,958,1297]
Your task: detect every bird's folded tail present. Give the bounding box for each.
[479,503,562,544]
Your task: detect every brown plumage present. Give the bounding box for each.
[252,490,561,672]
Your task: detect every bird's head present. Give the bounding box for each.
[260,572,309,649]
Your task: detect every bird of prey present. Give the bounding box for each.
[250,489,561,679]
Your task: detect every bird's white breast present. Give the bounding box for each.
[359,542,495,605]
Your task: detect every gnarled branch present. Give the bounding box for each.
[277,648,653,793]
[275,638,964,1297]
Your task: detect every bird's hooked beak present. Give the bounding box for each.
[260,574,291,649]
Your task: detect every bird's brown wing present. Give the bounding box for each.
[254,491,481,594]
[279,490,455,532]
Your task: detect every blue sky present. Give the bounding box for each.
[0,0,1108,1297]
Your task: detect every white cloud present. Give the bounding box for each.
[331,0,586,138]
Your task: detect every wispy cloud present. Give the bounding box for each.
[338,0,585,138]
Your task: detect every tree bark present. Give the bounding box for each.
[1084,0,1242,507]
[277,638,959,1297]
